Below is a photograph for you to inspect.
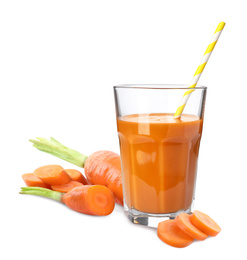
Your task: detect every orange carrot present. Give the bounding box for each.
[84,151,123,205]
[33,165,71,186]
[65,169,90,185]
[190,210,221,237]
[157,219,194,248]
[51,181,83,193]
[29,137,123,205]
[62,185,115,215]
[22,173,50,189]
[175,213,208,241]
[20,185,115,216]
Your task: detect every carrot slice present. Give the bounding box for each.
[157,219,194,248]
[65,169,90,185]
[190,210,221,237]
[22,173,50,188]
[51,181,83,193]
[34,165,71,186]
[175,213,208,240]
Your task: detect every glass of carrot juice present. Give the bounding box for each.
[114,85,207,227]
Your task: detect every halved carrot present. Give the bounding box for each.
[33,165,71,186]
[63,185,115,216]
[51,181,83,193]
[65,169,90,185]
[20,185,115,216]
[22,173,50,189]
[157,219,194,248]
[190,210,221,237]
[175,213,208,240]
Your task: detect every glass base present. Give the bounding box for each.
[124,202,194,228]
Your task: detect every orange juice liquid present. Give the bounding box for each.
[117,113,203,214]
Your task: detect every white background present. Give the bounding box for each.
[1,0,246,259]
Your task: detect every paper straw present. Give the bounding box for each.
[174,21,225,118]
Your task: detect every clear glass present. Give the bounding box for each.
[114,84,207,227]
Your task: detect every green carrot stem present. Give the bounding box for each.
[19,187,63,201]
[29,137,88,168]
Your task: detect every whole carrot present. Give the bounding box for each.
[20,185,115,216]
[29,137,123,205]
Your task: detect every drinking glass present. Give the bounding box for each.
[114,84,207,227]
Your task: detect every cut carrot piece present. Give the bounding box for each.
[51,181,83,193]
[175,213,208,240]
[65,169,90,185]
[190,210,221,237]
[61,185,115,215]
[157,219,194,248]
[34,165,71,186]
[22,173,50,189]
[20,185,115,216]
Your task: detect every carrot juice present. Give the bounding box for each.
[117,113,203,214]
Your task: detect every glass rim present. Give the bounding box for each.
[114,84,207,90]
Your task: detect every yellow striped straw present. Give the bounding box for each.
[174,21,225,118]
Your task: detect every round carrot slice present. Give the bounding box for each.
[175,213,208,240]
[22,173,50,189]
[34,165,71,186]
[65,169,90,185]
[190,210,221,237]
[157,219,194,248]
